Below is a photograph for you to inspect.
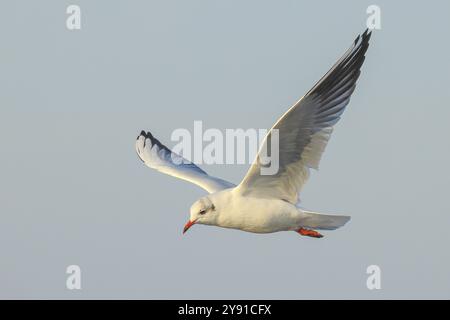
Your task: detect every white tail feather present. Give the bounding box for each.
[299,210,351,230]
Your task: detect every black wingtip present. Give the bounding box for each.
[146,131,153,139]
[362,28,372,42]
[355,28,372,47]
[137,130,147,140]
[137,130,155,139]
[137,129,163,149]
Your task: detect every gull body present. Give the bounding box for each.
[136,29,371,238]
[189,189,349,234]
[193,189,299,233]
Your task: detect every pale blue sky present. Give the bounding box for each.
[1,0,449,298]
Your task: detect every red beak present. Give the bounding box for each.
[183,220,196,234]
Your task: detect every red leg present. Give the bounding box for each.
[297,227,324,238]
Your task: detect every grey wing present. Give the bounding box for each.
[136,131,235,193]
[237,29,372,204]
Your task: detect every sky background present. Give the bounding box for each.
[1,0,449,299]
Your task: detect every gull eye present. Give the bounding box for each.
[199,209,206,215]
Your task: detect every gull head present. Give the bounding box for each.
[183,196,217,234]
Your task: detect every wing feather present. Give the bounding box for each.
[136,131,235,193]
[237,30,372,204]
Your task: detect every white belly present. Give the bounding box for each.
[214,192,301,233]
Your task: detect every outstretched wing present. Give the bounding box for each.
[136,131,235,193]
[237,29,372,204]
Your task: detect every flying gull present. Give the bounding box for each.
[136,29,372,238]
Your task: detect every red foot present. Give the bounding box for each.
[297,228,323,238]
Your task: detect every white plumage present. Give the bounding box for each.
[136,30,372,238]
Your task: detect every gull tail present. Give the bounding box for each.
[298,210,351,230]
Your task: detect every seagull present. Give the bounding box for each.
[136,29,371,238]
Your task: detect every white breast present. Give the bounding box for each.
[213,190,301,233]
